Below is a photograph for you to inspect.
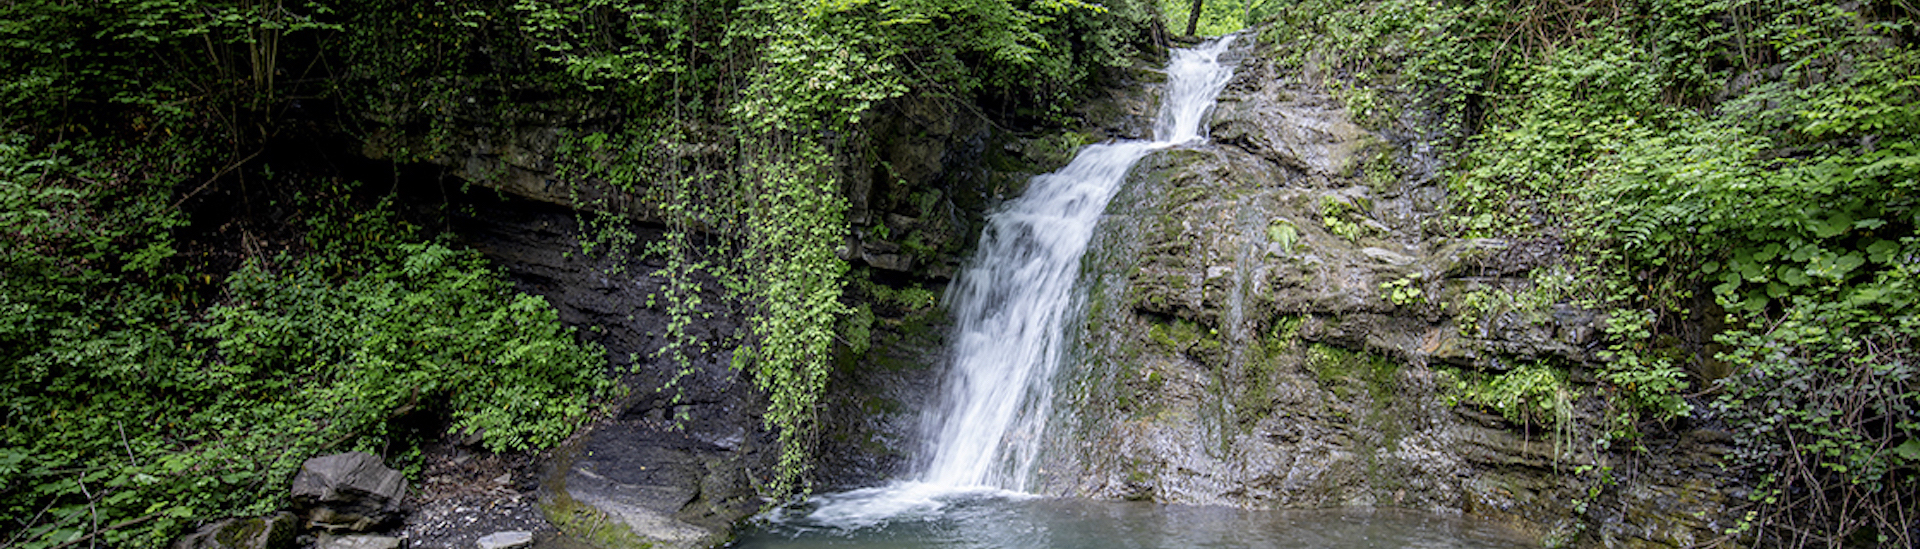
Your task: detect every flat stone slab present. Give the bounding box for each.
[476,531,534,549]
[315,534,401,549]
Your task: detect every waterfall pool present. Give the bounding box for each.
[730,488,1535,548]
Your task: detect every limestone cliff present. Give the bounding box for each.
[1028,37,1744,548]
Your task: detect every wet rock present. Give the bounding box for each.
[475,531,533,549]
[313,533,402,549]
[169,513,298,549]
[537,397,767,549]
[1211,72,1374,177]
[291,452,406,532]
[1040,35,1740,548]
[1361,247,1416,266]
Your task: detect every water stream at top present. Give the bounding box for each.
[789,37,1239,529]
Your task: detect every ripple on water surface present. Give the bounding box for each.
[734,487,1536,549]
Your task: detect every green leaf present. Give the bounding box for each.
[1833,252,1865,276]
[1779,267,1811,287]
[1896,439,1920,462]
[1866,240,1899,264]
[1811,212,1854,238]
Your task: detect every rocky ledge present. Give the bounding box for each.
[1033,36,1743,548]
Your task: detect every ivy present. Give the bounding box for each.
[513,0,1150,499]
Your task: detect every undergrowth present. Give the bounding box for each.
[2,157,608,548]
[1259,0,1918,545]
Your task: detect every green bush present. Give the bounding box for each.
[1,145,609,547]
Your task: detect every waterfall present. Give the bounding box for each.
[796,37,1236,527]
[920,36,1238,490]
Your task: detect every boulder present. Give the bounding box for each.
[169,513,298,549]
[291,452,407,532]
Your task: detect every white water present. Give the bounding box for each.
[800,36,1238,527]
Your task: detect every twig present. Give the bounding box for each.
[3,496,63,548]
[77,477,99,549]
[171,147,266,210]
[117,421,138,467]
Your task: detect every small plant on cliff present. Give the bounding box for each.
[1317,195,1366,242]
[1379,274,1424,306]
[1266,218,1300,254]
[1442,361,1573,430]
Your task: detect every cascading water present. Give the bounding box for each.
[921,35,1238,491]
[794,36,1238,528]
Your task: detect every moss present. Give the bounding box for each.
[1438,360,1574,428]
[1271,314,1305,343]
[1147,318,1195,352]
[1305,343,1398,402]
[1233,338,1284,420]
[541,490,653,549]
[213,518,263,547]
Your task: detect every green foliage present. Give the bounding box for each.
[1711,299,1918,545]
[1261,0,1917,542]
[1265,217,1298,253]
[516,0,1158,499]
[0,139,608,548]
[1378,274,1424,306]
[0,0,341,133]
[1304,343,1397,401]
[1442,361,1574,429]
[203,236,610,454]
[1317,195,1367,242]
[1159,0,1279,37]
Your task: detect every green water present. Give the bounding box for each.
[730,487,1535,548]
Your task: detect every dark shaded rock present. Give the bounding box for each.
[444,197,770,549]
[169,513,298,549]
[291,452,407,532]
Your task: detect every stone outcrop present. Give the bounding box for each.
[1024,37,1743,547]
[426,55,1175,547]
[439,197,768,549]
[291,452,408,533]
[416,30,1751,549]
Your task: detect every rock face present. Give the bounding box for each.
[169,513,299,549]
[1027,38,1743,547]
[443,197,769,549]
[430,57,1173,547]
[422,32,1749,548]
[291,452,407,532]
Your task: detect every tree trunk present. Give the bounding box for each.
[1185,0,1204,36]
